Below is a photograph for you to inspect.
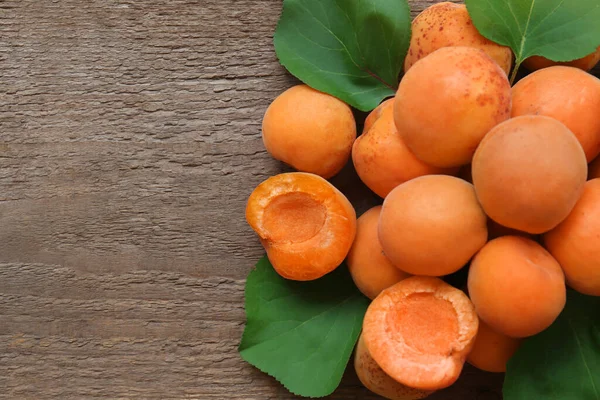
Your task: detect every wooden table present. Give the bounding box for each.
[1,1,598,398]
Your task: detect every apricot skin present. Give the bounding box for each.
[395,46,511,168]
[511,66,600,162]
[405,2,513,75]
[468,236,566,338]
[544,179,600,296]
[353,101,456,198]
[524,46,600,72]
[467,320,521,373]
[472,115,588,234]
[262,85,356,179]
[378,175,488,276]
[363,98,394,135]
[347,206,410,300]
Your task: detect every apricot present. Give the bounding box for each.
[544,179,600,296]
[395,46,511,168]
[354,334,432,400]
[472,115,587,234]
[524,46,600,72]
[512,66,600,161]
[363,276,478,391]
[405,2,512,75]
[246,172,356,280]
[468,236,566,338]
[378,175,488,276]
[590,157,600,180]
[353,100,456,198]
[467,320,521,373]
[363,98,394,135]
[262,85,356,178]
[348,206,410,300]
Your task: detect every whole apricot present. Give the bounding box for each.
[262,85,356,178]
[472,115,587,234]
[405,2,512,75]
[395,46,511,168]
[353,100,455,198]
[467,320,521,373]
[378,175,488,276]
[524,46,600,72]
[363,98,394,135]
[468,236,566,338]
[544,179,600,296]
[512,66,600,161]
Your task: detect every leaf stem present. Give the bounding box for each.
[363,66,398,91]
[510,60,522,86]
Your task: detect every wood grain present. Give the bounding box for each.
[0,0,597,398]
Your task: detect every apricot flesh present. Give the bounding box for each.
[468,236,566,338]
[262,85,356,179]
[524,46,600,72]
[467,320,521,373]
[512,66,600,162]
[405,2,512,75]
[378,175,488,276]
[363,276,478,391]
[472,115,587,234]
[395,46,511,168]
[544,179,600,296]
[246,172,356,281]
[353,100,455,198]
[347,206,410,300]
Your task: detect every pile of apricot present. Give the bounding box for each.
[246,2,600,399]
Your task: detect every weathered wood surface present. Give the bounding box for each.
[1,0,598,398]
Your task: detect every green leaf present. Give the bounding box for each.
[239,257,369,398]
[274,0,412,111]
[504,290,600,399]
[465,0,600,83]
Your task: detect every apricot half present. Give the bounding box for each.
[467,320,521,373]
[472,115,587,234]
[468,236,566,338]
[262,85,356,178]
[353,100,455,198]
[405,2,512,75]
[544,179,600,296]
[363,276,478,391]
[512,66,600,161]
[378,175,488,276]
[246,172,356,280]
[395,46,511,168]
[355,334,432,400]
[524,46,600,72]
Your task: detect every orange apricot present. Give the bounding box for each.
[472,115,587,234]
[544,179,600,296]
[363,98,394,135]
[405,2,512,75]
[395,46,511,168]
[348,206,410,300]
[468,236,566,338]
[246,172,356,281]
[512,66,600,161]
[378,175,488,276]
[363,276,478,391]
[355,334,433,400]
[590,157,600,180]
[467,320,521,373]
[353,100,456,198]
[524,46,600,72]
[262,85,356,178]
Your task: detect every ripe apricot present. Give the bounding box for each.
[363,276,478,391]
[354,334,432,400]
[363,98,394,135]
[472,115,587,234]
[348,206,410,300]
[512,66,600,161]
[590,157,600,180]
[246,172,356,281]
[395,46,511,168]
[544,179,600,296]
[262,85,356,178]
[353,100,456,198]
[467,320,521,373]
[468,236,566,338]
[405,2,512,75]
[524,46,600,72]
[378,175,488,276]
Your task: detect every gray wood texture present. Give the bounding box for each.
[1,0,598,398]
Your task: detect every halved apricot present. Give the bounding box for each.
[246,172,356,280]
[363,276,478,391]
[355,334,433,400]
[467,319,521,373]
